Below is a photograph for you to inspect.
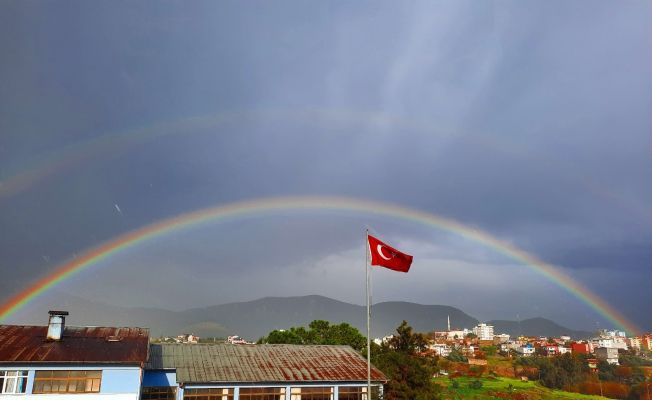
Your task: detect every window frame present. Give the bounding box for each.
[238,386,287,400]
[183,387,235,400]
[0,370,29,394]
[32,370,102,394]
[338,386,368,400]
[290,386,334,400]
[142,385,177,400]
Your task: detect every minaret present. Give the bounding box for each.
[447,315,451,332]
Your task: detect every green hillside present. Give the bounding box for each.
[435,376,610,400]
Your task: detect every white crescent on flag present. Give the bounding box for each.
[377,244,392,260]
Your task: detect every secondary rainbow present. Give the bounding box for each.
[0,196,640,335]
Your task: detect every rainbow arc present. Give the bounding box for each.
[0,196,639,335]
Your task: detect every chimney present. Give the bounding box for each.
[47,311,69,341]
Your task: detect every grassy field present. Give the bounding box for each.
[434,376,611,400]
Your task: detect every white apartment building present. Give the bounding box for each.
[516,346,535,357]
[447,329,470,340]
[427,343,452,357]
[627,337,641,350]
[472,323,494,340]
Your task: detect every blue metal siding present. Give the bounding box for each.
[101,367,142,394]
[143,370,177,387]
[0,365,142,395]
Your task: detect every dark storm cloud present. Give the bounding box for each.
[1,1,651,330]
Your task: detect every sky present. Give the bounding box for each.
[1,0,651,332]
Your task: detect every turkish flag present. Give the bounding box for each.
[368,235,413,273]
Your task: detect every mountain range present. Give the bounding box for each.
[13,293,594,340]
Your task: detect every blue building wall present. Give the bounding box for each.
[0,364,142,396]
[143,370,177,387]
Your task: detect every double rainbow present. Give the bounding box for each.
[0,196,640,335]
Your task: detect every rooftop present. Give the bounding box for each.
[0,325,150,364]
[147,343,387,384]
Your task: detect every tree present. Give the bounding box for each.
[468,379,483,390]
[372,321,441,400]
[257,320,367,352]
[446,349,467,363]
[481,345,497,357]
[387,320,428,354]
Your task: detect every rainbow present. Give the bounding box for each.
[0,196,640,335]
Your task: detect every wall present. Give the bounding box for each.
[0,364,142,400]
[142,370,177,387]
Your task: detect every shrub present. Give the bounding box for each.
[468,379,483,390]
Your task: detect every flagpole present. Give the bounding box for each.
[366,228,371,400]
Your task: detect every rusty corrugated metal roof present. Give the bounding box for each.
[0,325,149,364]
[147,344,387,384]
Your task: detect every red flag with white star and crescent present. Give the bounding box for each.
[367,234,413,273]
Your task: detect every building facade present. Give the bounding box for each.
[143,343,386,400]
[472,324,494,341]
[0,311,149,399]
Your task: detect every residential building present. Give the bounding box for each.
[427,343,451,357]
[595,347,619,365]
[493,333,510,344]
[600,330,626,338]
[143,343,387,400]
[226,335,248,345]
[0,311,149,399]
[642,336,652,351]
[592,337,628,351]
[472,324,494,341]
[627,337,641,351]
[571,342,592,355]
[516,345,535,357]
[447,329,470,340]
[372,335,394,346]
[176,334,199,344]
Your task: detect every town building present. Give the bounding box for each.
[176,334,200,344]
[472,323,494,341]
[426,343,451,357]
[515,345,535,357]
[0,311,149,398]
[2,311,388,399]
[571,342,592,355]
[493,333,510,344]
[226,335,249,345]
[642,336,652,351]
[627,337,641,351]
[595,347,619,365]
[446,329,470,340]
[143,343,387,400]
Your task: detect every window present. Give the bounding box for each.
[183,387,234,400]
[290,386,334,400]
[0,370,28,394]
[142,386,177,400]
[33,370,102,393]
[338,387,373,400]
[239,387,286,400]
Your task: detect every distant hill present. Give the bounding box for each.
[181,295,479,339]
[489,317,593,339]
[9,292,592,340]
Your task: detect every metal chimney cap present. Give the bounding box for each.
[48,310,69,316]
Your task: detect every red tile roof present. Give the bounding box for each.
[0,325,149,364]
[147,343,387,384]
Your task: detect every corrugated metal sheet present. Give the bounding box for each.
[0,325,149,364]
[147,344,387,384]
